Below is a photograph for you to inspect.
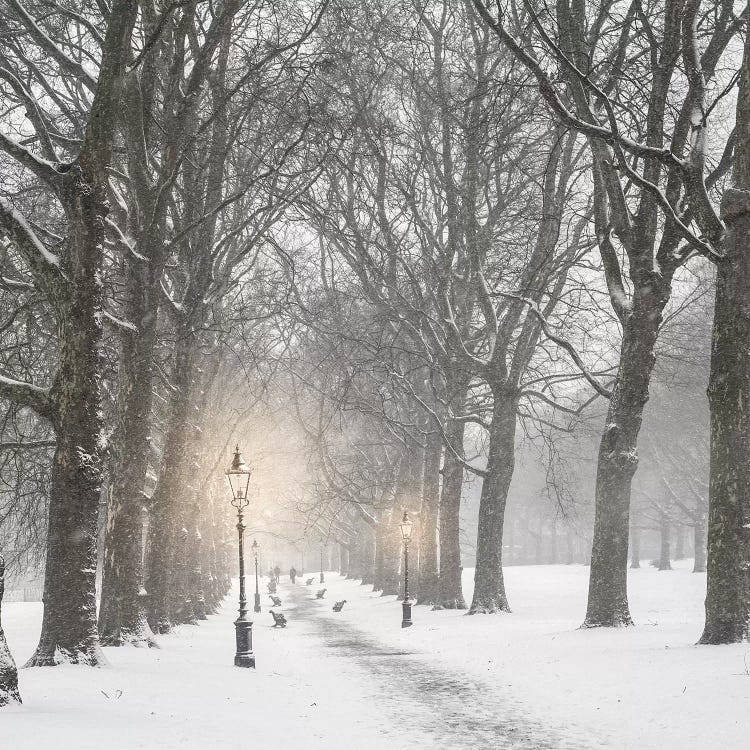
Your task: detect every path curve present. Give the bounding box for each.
[285,583,598,750]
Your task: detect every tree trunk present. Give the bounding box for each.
[700,187,750,643]
[99,257,160,646]
[0,555,20,706]
[583,293,665,628]
[146,336,196,633]
[675,524,686,560]
[347,537,361,579]
[658,513,672,571]
[380,510,401,597]
[26,180,110,665]
[470,396,517,614]
[372,522,386,592]
[693,516,707,574]
[361,530,375,586]
[549,520,558,564]
[417,432,441,605]
[434,417,467,609]
[630,513,641,569]
[340,545,349,577]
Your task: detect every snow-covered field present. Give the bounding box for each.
[319,562,750,749]
[3,562,749,749]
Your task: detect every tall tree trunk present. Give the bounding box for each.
[417,432,441,605]
[434,418,467,609]
[549,520,558,564]
[340,545,349,576]
[583,294,666,628]
[566,529,575,565]
[347,537,361,579]
[630,513,641,569]
[470,396,517,614]
[99,259,160,646]
[24,2,139,665]
[380,509,402,597]
[700,186,750,643]
[361,530,375,586]
[26,185,109,666]
[693,515,707,574]
[146,336,196,633]
[675,524,686,560]
[0,554,20,706]
[658,513,672,571]
[372,521,386,592]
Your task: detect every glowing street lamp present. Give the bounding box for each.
[399,511,413,628]
[225,446,255,668]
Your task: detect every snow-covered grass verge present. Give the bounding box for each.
[1,590,433,749]
[3,562,748,750]
[316,561,750,750]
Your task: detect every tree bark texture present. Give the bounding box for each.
[417,432,441,605]
[435,418,467,609]
[469,396,517,614]
[22,0,138,667]
[700,188,750,643]
[583,287,667,628]
[99,253,160,645]
[0,555,21,706]
[146,335,197,633]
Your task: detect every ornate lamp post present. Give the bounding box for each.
[252,539,261,613]
[319,540,325,584]
[399,511,413,628]
[225,446,255,668]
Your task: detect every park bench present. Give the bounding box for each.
[271,610,287,628]
[332,600,346,612]
[267,580,277,594]
[316,588,327,599]
[306,578,314,585]
[269,595,282,607]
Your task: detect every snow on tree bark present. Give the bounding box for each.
[0,554,21,706]
[98,248,160,646]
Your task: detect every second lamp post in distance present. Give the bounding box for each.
[252,539,261,614]
[400,511,413,628]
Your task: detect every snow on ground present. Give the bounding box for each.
[2,562,749,749]
[2,590,438,749]
[316,561,750,750]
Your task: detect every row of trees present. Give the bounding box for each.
[0,0,327,703]
[2,0,749,708]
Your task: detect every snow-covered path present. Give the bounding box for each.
[287,583,593,750]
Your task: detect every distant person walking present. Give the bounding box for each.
[273,565,281,584]
[289,566,297,584]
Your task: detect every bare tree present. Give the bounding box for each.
[0,0,137,665]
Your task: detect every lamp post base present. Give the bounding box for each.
[254,592,261,613]
[401,599,413,628]
[234,617,255,668]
